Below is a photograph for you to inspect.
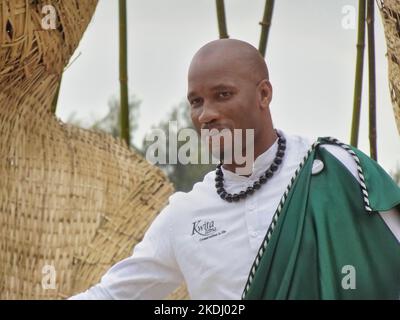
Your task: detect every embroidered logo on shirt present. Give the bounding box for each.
[191,219,226,241]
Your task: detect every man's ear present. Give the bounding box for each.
[257,79,273,110]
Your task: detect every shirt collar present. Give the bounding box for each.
[221,129,282,184]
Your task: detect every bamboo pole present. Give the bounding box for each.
[367,0,377,160]
[350,0,366,147]
[215,0,229,39]
[258,0,275,57]
[119,0,130,145]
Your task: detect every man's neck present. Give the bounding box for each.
[222,128,278,175]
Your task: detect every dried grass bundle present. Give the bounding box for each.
[377,0,400,135]
[0,0,176,299]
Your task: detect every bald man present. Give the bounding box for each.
[70,39,400,300]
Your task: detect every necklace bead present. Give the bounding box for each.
[215,131,286,202]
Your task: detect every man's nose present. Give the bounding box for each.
[198,103,219,125]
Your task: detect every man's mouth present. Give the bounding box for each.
[201,124,231,134]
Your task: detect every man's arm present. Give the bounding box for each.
[69,203,184,299]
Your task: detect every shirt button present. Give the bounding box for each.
[251,231,258,237]
[248,202,256,210]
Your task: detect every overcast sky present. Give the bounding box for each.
[56,0,400,174]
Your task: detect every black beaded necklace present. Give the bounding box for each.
[215,131,286,202]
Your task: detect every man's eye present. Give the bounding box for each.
[218,91,231,98]
[190,98,202,107]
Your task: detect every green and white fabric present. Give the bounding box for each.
[243,138,400,300]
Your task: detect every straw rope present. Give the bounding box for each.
[0,0,180,300]
[377,0,400,135]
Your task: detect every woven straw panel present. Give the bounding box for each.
[0,0,189,299]
[378,0,400,135]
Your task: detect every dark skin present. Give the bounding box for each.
[187,39,277,174]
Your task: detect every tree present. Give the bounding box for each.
[66,95,141,151]
[93,96,140,140]
[142,101,216,192]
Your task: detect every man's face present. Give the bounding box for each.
[187,55,263,161]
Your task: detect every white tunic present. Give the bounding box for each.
[70,130,400,300]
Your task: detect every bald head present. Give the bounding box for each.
[189,39,269,83]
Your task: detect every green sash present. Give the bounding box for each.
[243,139,400,300]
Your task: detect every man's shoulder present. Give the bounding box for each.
[280,130,314,165]
[319,143,361,182]
[281,130,314,153]
[316,137,400,213]
[283,130,393,190]
[283,131,373,184]
[317,138,389,186]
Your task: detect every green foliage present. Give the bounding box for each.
[92,96,140,141]
[142,101,216,192]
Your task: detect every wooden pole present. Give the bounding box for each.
[350,0,366,147]
[367,0,377,160]
[215,0,229,39]
[258,0,275,57]
[119,0,130,145]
